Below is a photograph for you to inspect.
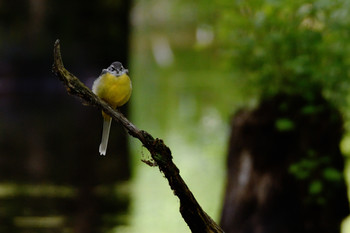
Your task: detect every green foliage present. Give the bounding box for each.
[289,156,319,180]
[275,118,295,131]
[288,154,332,180]
[216,0,350,104]
[309,180,323,194]
[323,167,343,181]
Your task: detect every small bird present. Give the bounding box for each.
[92,62,132,155]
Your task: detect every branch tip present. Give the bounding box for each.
[53,39,64,74]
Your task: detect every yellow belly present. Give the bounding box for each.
[93,72,132,108]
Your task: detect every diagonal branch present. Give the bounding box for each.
[52,39,223,233]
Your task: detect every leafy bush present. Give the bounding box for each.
[216,0,350,105]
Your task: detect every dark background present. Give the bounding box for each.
[0,0,132,232]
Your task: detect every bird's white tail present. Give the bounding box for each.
[99,117,112,156]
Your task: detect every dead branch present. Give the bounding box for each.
[51,39,223,233]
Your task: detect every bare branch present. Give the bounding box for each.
[52,39,223,233]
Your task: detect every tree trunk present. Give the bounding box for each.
[220,92,349,233]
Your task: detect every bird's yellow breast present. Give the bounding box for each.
[93,72,132,108]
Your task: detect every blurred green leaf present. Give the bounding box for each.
[323,167,343,181]
[275,118,295,131]
[309,180,323,194]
